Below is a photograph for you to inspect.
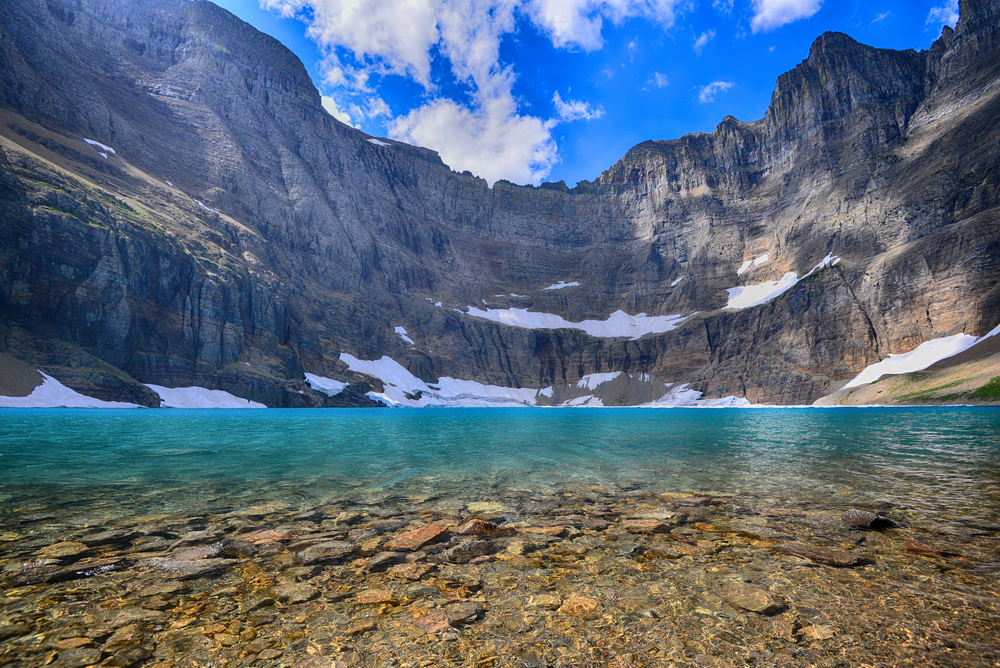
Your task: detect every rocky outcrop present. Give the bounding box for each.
[0,0,998,406]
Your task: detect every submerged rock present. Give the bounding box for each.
[721,582,787,615]
[777,543,865,567]
[842,508,896,529]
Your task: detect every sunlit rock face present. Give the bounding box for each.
[0,0,998,406]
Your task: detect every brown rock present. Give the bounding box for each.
[520,526,565,537]
[46,647,101,667]
[622,519,669,534]
[294,541,355,565]
[355,589,397,605]
[385,524,447,551]
[387,562,435,580]
[103,644,154,666]
[558,594,600,618]
[52,638,92,650]
[345,619,376,636]
[37,541,89,560]
[842,508,895,529]
[905,540,960,557]
[801,624,836,640]
[274,583,318,604]
[444,601,483,625]
[415,610,449,633]
[721,582,786,615]
[777,543,865,567]
[527,594,562,610]
[456,519,514,536]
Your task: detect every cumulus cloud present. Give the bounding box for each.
[389,95,558,186]
[926,0,959,28]
[750,0,822,33]
[692,29,715,55]
[698,80,734,103]
[552,92,605,121]
[321,95,353,125]
[264,0,687,185]
[526,0,683,51]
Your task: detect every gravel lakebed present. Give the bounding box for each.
[1,484,998,667]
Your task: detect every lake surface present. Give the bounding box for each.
[2,407,999,667]
[2,407,1000,524]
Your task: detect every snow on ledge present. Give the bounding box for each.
[341,353,538,407]
[640,383,750,408]
[0,373,139,408]
[462,307,693,340]
[146,384,265,408]
[83,138,115,154]
[543,281,581,290]
[577,372,622,391]
[394,326,415,345]
[726,253,839,310]
[670,276,684,287]
[843,323,1000,389]
[368,138,391,146]
[737,253,771,276]
[304,373,348,397]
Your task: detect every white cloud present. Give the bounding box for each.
[526,0,684,50]
[264,0,688,185]
[750,0,822,33]
[926,0,959,28]
[389,94,558,186]
[646,71,669,89]
[552,91,605,121]
[872,11,890,23]
[692,29,715,55]
[712,0,734,13]
[627,37,639,60]
[698,80,733,103]
[321,95,353,125]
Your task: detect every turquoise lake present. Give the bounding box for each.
[1,407,999,526]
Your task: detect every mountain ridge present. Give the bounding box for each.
[0,0,998,407]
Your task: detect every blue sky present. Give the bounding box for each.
[212,0,960,187]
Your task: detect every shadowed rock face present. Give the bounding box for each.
[0,0,998,406]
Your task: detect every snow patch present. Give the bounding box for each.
[146,385,265,408]
[83,138,115,154]
[538,386,554,398]
[543,281,581,290]
[394,326,414,345]
[843,333,982,389]
[0,373,138,408]
[726,253,839,310]
[165,180,173,186]
[576,372,622,391]
[98,152,108,159]
[736,260,753,276]
[341,353,538,407]
[509,294,526,298]
[368,138,391,146]
[670,276,684,287]
[193,199,220,213]
[463,307,693,340]
[304,373,349,397]
[640,383,749,408]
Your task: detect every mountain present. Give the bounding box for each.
[1,0,998,407]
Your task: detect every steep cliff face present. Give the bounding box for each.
[0,0,998,406]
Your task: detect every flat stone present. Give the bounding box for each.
[528,593,563,610]
[48,647,102,667]
[905,540,960,558]
[102,644,153,667]
[53,638,92,650]
[259,648,284,660]
[292,658,340,668]
[37,541,89,560]
[777,543,865,567]
[675,496,713,506]
[110,608,165,629]
[139,582,185,597]
[456,519,514,536]
[558,594,600,618]
[405,584,440,600]
[622,519,669,534]
[274,583,318,604]
[445,601,483,625]
[80,528,141,546]
[415,610,449,633]
[45,557,128,584]
[146,557,235,579]
[520,526,566,537]
[295,541,355,565]
[0,623,32,640]
[842,508,895,529]
[388,562,435,581]
[432,538,494,564]
[171,544,221,560]
[385,523,448,551]
[721,582,786,615]
[355,588,397,605]
[366,551,407,571]
[241,529,293,545]
[801,624,836,640]
[345,619,376,635]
